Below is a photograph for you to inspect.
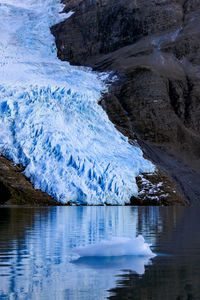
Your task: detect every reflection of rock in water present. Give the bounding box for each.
[0,208,50,253]
[108,208,200,300]
[109,259,200,300]
[137,207,185,245]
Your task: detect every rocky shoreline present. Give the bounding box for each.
[0,153,184,205]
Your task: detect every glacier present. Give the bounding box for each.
[0,0,155,204]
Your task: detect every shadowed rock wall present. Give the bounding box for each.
[52,0,200,170]
[51,0,200,203]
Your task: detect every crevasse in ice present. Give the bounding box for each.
[0,0,155,204]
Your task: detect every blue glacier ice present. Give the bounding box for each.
[0,0,155,204]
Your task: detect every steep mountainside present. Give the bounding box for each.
[52,0,200,203]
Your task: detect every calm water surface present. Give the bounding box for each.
[0,207,200,300]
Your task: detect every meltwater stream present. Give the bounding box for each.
[0,0,154,204]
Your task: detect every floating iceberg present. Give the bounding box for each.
[72,235,156,275]
[0,0,155,204]
[72,236,155,257]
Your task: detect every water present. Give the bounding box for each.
[0,207,200,300]
[0,0,154,205]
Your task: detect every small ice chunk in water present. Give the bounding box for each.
[72,235,156,257]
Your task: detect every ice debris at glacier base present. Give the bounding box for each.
[0,0,155,204]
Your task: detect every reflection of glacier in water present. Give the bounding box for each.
[72,255,153,276]
[0,207,156,300]
[0,0,154,204]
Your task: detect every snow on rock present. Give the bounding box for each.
[0,0,155,204]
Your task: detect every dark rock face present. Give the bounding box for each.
[55,0,184,64]
[0,181,11,204]
[52,0,200,203]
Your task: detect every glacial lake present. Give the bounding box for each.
[0,207,200,300]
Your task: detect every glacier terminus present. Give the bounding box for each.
[0,0,155,204]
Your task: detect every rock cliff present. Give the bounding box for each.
[51,0,200,204]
